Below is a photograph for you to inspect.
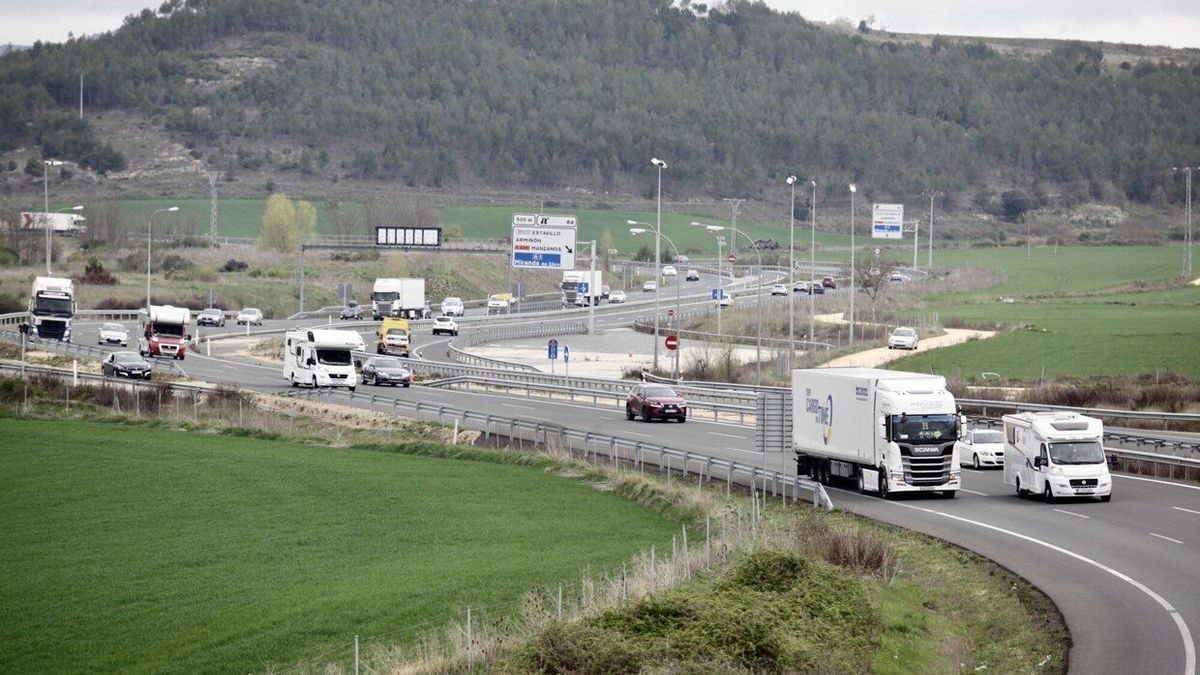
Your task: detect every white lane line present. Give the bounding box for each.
[707,431,745,439]
[1150,532,1185,545]
[500,403,537,410]
[1172,506,1200,516]
[1116,474,1200,492]
[960,488,989,497]
[883,501,1196,675]
[1053,508,1091,519]
[622,432,654,439]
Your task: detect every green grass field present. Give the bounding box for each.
[893,245,1200,380]
[0,419,681,674]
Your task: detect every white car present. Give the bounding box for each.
[956,428,1006,469]
[717,294,733,308]
[887,327,918,350]
[487,294,511,313]
[642,280,658,292]
[97,322,129,346]
[609,289,627,303]
[661,265,677,277]
[685,269,700,281]
[770,284,788,296]
[236,308,264,325]
[888,272,910,282]
[440,297,465,316]
[432,315,459,336]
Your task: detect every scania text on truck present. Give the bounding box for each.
[138,305,191,359]
[561,271,603,307]
[20,211,87,236]
[793,368,962,498]
[371,278,429,319]
[1002,412,1112,502]
[376,318,411,356]
[28,276,75,341]
[284,329,359,390]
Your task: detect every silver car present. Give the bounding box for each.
[887,327,919,350]
[97,322,129,346]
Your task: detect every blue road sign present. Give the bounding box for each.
[514,252,563,268]
[711,288,725,300]
[578,282,589,294]
[563,345,570,363]
[548,338,559,360]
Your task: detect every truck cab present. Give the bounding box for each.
[29,276,75,341]
[1003,412,1111,502]
[376,318,411,356]
[284,329,359,390]
[139,305,191,359]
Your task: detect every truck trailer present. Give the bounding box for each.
[28,276,76,341]
[561,271,603,307]
[793,368,962,498]
[284,329,359,390]
[371,278,429,319]
[139,305,191,359]
[1002,412,1111,502]
[20,212,87,235]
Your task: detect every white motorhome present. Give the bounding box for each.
[28,276,75,341]
[793,368,962,498]
[1002,412,1111,502]
[284,329,360,390]
[138,305,191,359]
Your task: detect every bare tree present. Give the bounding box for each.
[846,251,901,327]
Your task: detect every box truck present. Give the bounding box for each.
[20,211,87,235]
[28,276,75,341]
[138,305,191,359]
[371,278,429,319]
[1002,412,1111,502]
[284,329,359,390]
[561,271,603,307]
[793,368,962,498]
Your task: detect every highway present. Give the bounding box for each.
[14,272,1199,675]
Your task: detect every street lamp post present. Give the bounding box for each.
[42,159,65,275]
[632,227,683,379]
[146,207,180,309]
[810,180,817,356]
[704,225,764,384]
[786,176,797,366]
[848,184,857,347]
[651,158,668,373]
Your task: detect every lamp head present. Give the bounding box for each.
[810,180,816,187]
[629,228,647,235]
[70,205,83,211]
[849,184,857,193]
[167,207,179,212]
[651,157,667,168]
[786,175,797,185]
[706,225,724,232]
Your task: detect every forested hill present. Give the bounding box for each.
[2,0,1199,205]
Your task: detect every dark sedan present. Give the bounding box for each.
[361,356,412,387]
[626,384,688,423]
[102,351,152,380]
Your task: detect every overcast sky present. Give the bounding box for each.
[1,1,1197,49]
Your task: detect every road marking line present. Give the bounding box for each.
[1052,508,1090,519]
[1150,532,1184,545]
[501,403,536,410]
[881,501,1196,675]
[623,432,653,438]
[1172,506,1200,516]
[1115,474,1200,492]
[707,431,744,439]
[960,488,989,497]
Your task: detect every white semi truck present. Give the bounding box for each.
[20,212,87,235]
[28,276,76,341]
[793,368,962,498]
[561,271,603,307]
[1002,412,1112,502]
[283,329,359,390]
[371,278,429,320]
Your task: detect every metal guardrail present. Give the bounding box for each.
[445,321,589,372]
[1105,447,1200,483]
[285,385,833,509]
[969,415,1200,460]
[960,398,1200,426]
[0,329,187,377]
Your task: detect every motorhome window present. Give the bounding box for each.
[151,322,185,337]
[372,291,399,301]
[1007,426,1016,444]
[33,296,72,315]
[891,414,957,443]
[316,349,352,366]
[1049,441,1105,465]
[973,430,1003,444]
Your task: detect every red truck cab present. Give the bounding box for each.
[139,305,191,360]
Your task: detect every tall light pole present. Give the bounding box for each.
[42,159,64,274]
[786,175,797,366]
[810,180,817,353]
[651,157,667,373]
[924,190,941,268]
[848,184,857,347]
[632,228,683,378]
[705,225,764,384]
[1175,167,1195,276]
[146,207,180,309]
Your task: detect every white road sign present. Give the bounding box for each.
[513,213,537,226]
[512,225,577,269]
[536,215,576,227]
[872,203,904,239]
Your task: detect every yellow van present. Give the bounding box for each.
[376,318,411,356]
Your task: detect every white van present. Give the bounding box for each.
[1002,412,1111,502]
[284,329,359,391]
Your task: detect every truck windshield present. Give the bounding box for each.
[1049,441,1105,465]
[372,292,399,302]
[891,414,958,443]
[151,322,185,337]
[33,297,72,316]
[316,349,352,366]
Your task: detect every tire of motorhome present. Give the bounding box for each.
[1100,494,1111,502]
[1043,485,1055,504]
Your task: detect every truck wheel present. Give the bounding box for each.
[878,474,890,500]
[856,471,866,494]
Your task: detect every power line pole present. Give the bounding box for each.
[924,190,941,268]
[722,198,745,256]
[207,172,222,245]
[1177,167,1194,276]
[79,72,84,119]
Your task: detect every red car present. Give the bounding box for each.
[822,276,837,289]
[626,384,688,423]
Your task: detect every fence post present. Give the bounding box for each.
[354,634,359,675]
[557,583,563,620]
[466,606,473,671]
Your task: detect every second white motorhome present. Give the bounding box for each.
[1002,412,1111,502]
[284,329,360,391]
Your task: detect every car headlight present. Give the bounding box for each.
[1048,465,1063,475]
